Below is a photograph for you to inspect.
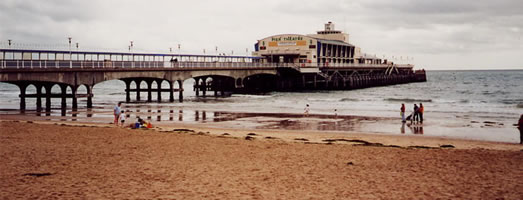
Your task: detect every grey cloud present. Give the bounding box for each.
[0,0,521,69]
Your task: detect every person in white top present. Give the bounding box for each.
[304,104,310,116]
[119,111,126,127]
[114,102,122,125]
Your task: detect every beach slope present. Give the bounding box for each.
[1,121,522,199]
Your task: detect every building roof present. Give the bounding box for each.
[315,38,354,47]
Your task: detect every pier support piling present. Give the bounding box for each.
[60,84,67,110]
[178,80,184,102]
[36,85,42,111]
[146,80,153,102]
[86,85,93,108]
[136,80,141,101]
[71,86,77,110]
[169,81,174,102]
[18,83,27,111]
[124,80,131,103]
[157,80,162,102]
[44,84,52,113]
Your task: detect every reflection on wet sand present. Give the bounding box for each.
[407,123,424,134]
[0,105,401,134]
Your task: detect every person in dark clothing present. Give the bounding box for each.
[518,114,523,144]
[413,104,419,122]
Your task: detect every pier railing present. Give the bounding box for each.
[0,60,414,70]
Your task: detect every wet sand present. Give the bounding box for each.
[1,105,520,143]
[1,121,522,199]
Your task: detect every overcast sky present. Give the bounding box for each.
[1,0,522,70]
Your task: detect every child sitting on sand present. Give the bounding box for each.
[131,117,153,129]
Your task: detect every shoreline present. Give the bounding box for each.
[2,118,521,151]
[0,104,521,145]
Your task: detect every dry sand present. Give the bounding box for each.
[1,121,522,199]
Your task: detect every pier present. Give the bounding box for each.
[0,48,426,112]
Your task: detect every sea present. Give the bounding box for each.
[1,70,522,143]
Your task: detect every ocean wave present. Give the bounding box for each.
[340,98,359,102]
[482,91,508,96]
[232,94,272,99]
[307,98,339,102]
[457,90,473,95]
[108,92,126,95]
[499,99,523,105]
[384,98,432,103]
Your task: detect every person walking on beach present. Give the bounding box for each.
[114,102,122,125]
[119,111,126,127]
[304,104,310,116]
[419,103,424,123]
[400,104,406,122]
[518,114,523,144]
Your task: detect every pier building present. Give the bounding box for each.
[253,22,383,66]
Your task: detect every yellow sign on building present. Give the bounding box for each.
[268,40,306,47]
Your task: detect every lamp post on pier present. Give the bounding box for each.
[68,37,72,68]
[130,40,134,61]
[177,44,181,61]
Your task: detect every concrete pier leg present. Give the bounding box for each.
[45,85,52,113]
[157,80,162,102]
[147,80,152,102]
[214,80,218,97]
[72,86,77,110]
[125,80,131,103]
[19,84,27,111]
[313,75,317,89]
[60,85,67,110]
[136,80,141,101]
[87,85,93,108]
[302,75,306,88]
[178,80,184,102]
[169,81,174,102]
[202,78,207,97]
[36,85,42,111]
[194,78,200,97]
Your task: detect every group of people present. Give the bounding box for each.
[114,102,125,127]
[400,103,424,123]
[115,101,523,144]
[113,102,153,129]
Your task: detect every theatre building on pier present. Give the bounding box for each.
[253,22,384,66]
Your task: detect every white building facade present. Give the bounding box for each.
[253,22,383,66]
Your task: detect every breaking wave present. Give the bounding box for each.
[340,98,359,102]
[384,98,433,103]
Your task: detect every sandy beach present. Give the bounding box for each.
[1,120,522,199]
